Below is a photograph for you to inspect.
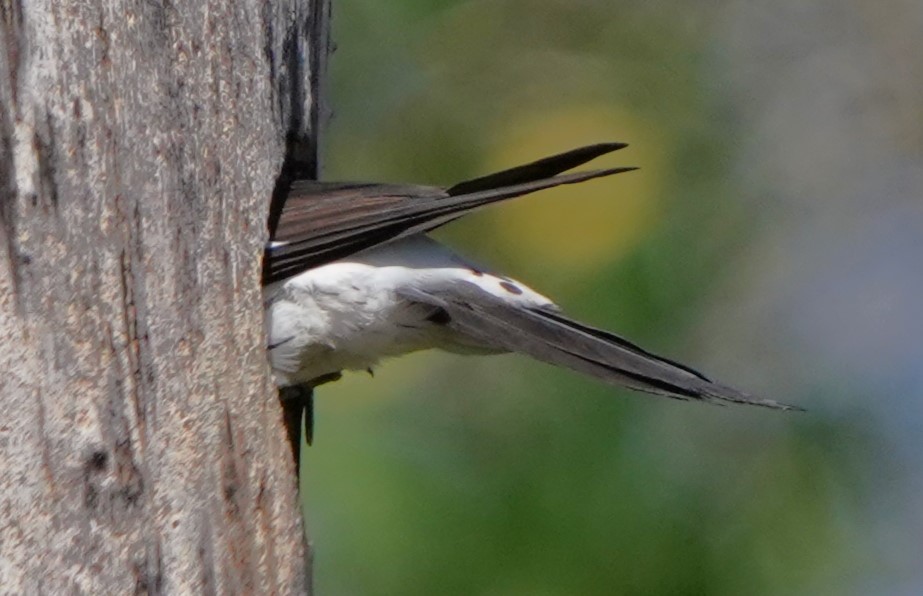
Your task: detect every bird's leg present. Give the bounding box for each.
[308,371,343,388]
[278,371,343,475]
[279,384,312,474]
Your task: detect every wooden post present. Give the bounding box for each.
[0,0,328,592]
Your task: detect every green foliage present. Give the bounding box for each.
[305,1,884,594]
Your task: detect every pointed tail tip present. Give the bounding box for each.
[584,141,629,157]
[603,141,629,151]
[584,165,639,180]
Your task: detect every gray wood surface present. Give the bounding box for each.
[0,0,329,592]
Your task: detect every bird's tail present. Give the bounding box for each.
[446,142,632,196]
[266,143,636,283]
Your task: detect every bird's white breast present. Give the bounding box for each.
[264,236,554,386]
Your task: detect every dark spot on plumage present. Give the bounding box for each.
[426,307,452,325]
[470,268,484,276]
[500,281,523,295]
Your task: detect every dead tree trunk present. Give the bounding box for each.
[0,0,328,592]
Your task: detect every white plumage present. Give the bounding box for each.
[264,143,795,413]
[265,236,554,386]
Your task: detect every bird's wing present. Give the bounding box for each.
[398,280,799,411]
[264,143,634,284]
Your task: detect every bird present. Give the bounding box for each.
[263,142,797,459]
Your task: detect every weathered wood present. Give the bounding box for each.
[0,0,328,592]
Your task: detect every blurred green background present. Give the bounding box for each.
[302,1,923,594]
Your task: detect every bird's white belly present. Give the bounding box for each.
[265,265,434,385]
[264,236,555,386]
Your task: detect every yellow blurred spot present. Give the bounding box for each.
[478,105,664,271]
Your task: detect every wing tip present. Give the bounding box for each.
[703,384,803,412]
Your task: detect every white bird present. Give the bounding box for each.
[263,143,796,451]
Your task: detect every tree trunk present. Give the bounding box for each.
[0,0,328,592]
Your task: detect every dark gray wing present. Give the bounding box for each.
[399,281,799,411]
[264,143,634,284]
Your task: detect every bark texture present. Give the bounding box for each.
[0,0,328,592]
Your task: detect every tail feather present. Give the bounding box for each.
[265,143,635,284]
[446,142,628,196]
